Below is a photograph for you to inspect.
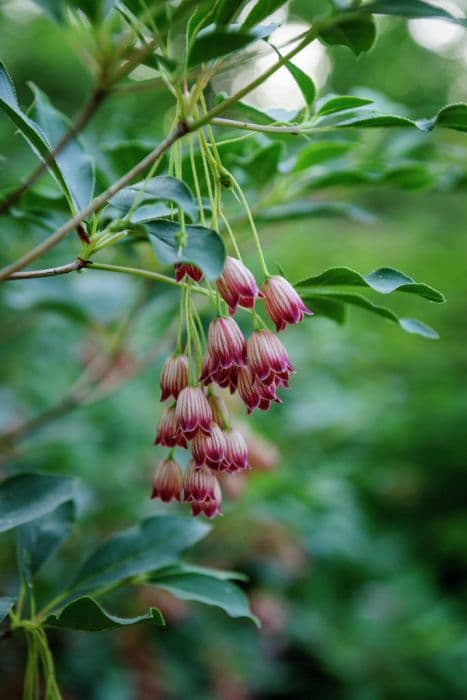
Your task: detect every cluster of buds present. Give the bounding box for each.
[151,256,312,518]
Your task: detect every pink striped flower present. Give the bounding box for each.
[237,366,281,414]
[151,458,183,502]
[174,263,204,283]
[261,275,312,332]
[155,406,187,448]
[175,386,212,439]
[183,462,223,518]
[160,354,189,402]
[247,330,294,384]
[216,256,263,315]
[200,355,238,393]
[207,317,247,369]
[191,422,226,469]
[223,429,250,473]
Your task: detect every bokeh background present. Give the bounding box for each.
[1,1,467,698]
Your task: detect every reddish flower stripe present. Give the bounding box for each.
[192,422,226,469]
[160,354,189,401]
[174,263,204,283]
[216,256,262,315]
[261,275,312,332]
[175,386,212,439]
[151,458,183,502]
[155,406,187,448]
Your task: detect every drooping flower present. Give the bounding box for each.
[237,365,281,414]
[175,386,212,439]
[174,263,204,283]
[216,256,263,315]
[246,330,294,384]
[261,275,312,332]
[200,354,238,393]
[155,405,187,448]
[151,458,183,502]
[223,428,250,473]
[191,422,226,469]
[183,461,223,518]
[160,354,189,402]
[207,317,247,369]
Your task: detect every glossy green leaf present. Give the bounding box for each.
[216,0,248,25]
[295,266,445,302]
[189,24,277,67]
[302,290,439,338]
[293,141,355,172]
[257,201,374,224]
[0,474,76,534]
[243,0,289,28]
[17,501,75,583]
[270,45,315,108]
[0,597,15,623]
[71,516,210,595]
[361,0,467,23]
[317,95,374,116]
[316,107,415,130]
[151,571,259,624]
[429,104,467,133]
[109,176,197,222]
[302,295,348,325]
[30,85,94,212]
[159,562,248,582]
[146,219,226,280]
[319,16,377,56]
[45,596,164,631]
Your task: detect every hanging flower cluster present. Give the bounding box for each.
[151,105,312,518]
[152,253,312,518]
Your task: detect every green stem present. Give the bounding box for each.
[228,169,269,277]
[189,134,206,225]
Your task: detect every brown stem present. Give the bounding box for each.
[0,121,188,281]
[4,259,86,280]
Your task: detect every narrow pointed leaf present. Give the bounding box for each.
[293,141,355,171]
[243,0,289,28]
[0,474,76,534]
[295,266,444,303]
[317,95,374,116]
[189,24,277,67]
[45,596,164,631]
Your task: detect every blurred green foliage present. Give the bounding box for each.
[1,2,467,699]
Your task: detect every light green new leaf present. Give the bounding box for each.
[45,596,164,631]
[150,570,259,625]
[0,474,76,534]
[146,219,226,280]
[0,597,16,623]
[317,95,374,116]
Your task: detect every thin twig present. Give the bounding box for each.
[212,117,304,134]
[4,259,86,280]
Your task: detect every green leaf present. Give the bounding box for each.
[319,15,377,56]
[71,516,210,595]
[157,562,248,582]
[109,176,197,223]
[235,142,283,186]
[16,501,75,583]
[361,0,467,23]
[295,266,445,302]
[216,0,248,25]
[270,45,315,108]
[30,85,94,212]
[382,164,434,190]
[316,107,415,130]
[303,291,439,338]
[293,141,355,172]
[301,295,348,324]
[189,24,277,67]
[145,219,226,280]
[150,571,259,624]
[0,63,93,213]
[31,0,117,22]
[257,201,374,224]
[45,596,164,631]
[317,95,374,116]
[430,104,467,133]
[0,597,15,623]
[243,0,289,28]
[0,474,76,534]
